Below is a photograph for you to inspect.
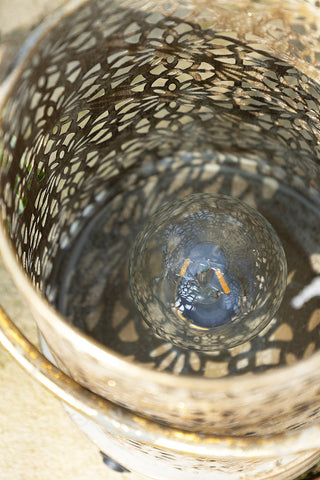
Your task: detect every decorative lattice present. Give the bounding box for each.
[0,0,320,437]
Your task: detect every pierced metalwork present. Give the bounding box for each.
[0,0,320,443]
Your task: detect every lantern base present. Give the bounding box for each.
[38,334,320,480]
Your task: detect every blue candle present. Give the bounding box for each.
[174,242,242,328]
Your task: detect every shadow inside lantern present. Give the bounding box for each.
[55,158,320,377]
[1,2,320,379]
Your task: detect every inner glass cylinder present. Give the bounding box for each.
[129,193,287,350]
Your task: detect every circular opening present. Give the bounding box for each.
[129,193,287,350]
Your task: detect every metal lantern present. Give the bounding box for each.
[0,0,320,478]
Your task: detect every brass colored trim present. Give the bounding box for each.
[1,303,320,459]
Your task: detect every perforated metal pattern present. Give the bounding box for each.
[1,0,320,289]
[1,0,320,438]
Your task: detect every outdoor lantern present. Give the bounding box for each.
[0,0,320,478]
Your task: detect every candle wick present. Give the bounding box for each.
[211,267,230,295]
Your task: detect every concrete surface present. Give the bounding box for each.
[0,255,124,480]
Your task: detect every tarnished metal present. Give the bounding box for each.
[1,302,320,480]
[1,0,320,478]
